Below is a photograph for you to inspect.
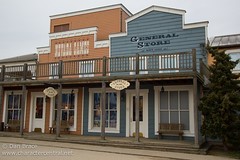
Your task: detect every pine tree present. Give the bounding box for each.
[199,46,240,150]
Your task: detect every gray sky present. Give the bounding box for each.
[0,0,239,59]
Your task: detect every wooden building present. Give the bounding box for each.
[0,4,210,146]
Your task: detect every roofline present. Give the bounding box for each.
[212,33,240,39]
[126,5,186,23]
[50,4,132,20]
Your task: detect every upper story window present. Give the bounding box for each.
[54,24,69,32]
[55,40,89,57]
[226,49,240,73]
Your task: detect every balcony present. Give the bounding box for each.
[0,50,210,85]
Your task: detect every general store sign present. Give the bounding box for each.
[130,33,179,49]
[43,87,58,98]
[110,79,130,90]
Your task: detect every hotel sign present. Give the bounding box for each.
[110,79,130,90]
[43,87,58,98]
[130,33,179,49]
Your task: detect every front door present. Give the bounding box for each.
[32,94,45,133]
[126,90,148,138]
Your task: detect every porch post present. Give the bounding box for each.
[20,63,27,136]
[135,54,140,142]
[101,81,106,140]
[20,85,26,136]
[192,49,199,146]
[56,83,62,138]
[101,56,107,140]
[0,65,5,123]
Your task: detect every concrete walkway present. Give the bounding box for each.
[0,137,237,160]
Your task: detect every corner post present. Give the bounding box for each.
[192,49,199,146]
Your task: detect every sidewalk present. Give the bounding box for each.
[0,137,237,160]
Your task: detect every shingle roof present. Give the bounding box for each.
[210,34,240,47]
[0,53,38,64]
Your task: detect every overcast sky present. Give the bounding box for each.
[0,0,239,59]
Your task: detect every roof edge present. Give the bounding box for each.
[50,4,132,20]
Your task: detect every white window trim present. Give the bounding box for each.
[154,85,194,137]
[88,88,120,133]
[226,49,240,73]
[49,89,78,132]
[3,91,28,129]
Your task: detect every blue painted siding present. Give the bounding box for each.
[110,11,207,70]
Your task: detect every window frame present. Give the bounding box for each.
[88,88,120,133]
[226,49,240,73]
[50,89,78,131]
[154,85,194,137]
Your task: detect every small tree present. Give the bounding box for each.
[199,46,240,150]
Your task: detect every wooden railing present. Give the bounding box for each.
[0,50,209,82]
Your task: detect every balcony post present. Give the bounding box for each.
[0,65,5,81]
[135,54,140,142]
[58,60,63,79]
[101,56,107,140]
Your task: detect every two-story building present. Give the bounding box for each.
[0,4,209,146]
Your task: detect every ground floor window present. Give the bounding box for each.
[54,91,75,126]
[6,93,22,121]
[89,89,120,132]
[159,90,189,130]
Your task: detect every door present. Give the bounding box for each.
[32,94,45,133]
[127,91,148,138]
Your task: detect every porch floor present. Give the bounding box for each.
[0,131,209,154]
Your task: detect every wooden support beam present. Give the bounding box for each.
[20,85,26,136]
[101,81,106,140]
[135,53,140,142]
[20,64,27,136]
[135,79,140,142]
[192,49,199,146]
[0,86,3,124]
[56,83,62,138]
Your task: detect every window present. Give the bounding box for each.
[133,96,143,121]
[89,89,120,132]
[159,54,179,73]
[159,90,189,130]
[79,60,94,77]
[228,51,240,73]
[54,24,69,32]
[35,97,43,119]
[6,94,22,122]
[55,40,89,58]
[54,92,75,126]
[49,63,59,79]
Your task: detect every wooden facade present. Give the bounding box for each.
[0,4,211,146]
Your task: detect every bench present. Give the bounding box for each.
[157,123,184,140]
[50,120,70,134]
[7,120,20,132]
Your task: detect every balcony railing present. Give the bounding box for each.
[0,50,210,83]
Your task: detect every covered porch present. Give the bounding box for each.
[0,49,210,147]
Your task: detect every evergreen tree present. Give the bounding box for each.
[199,46,240,150]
